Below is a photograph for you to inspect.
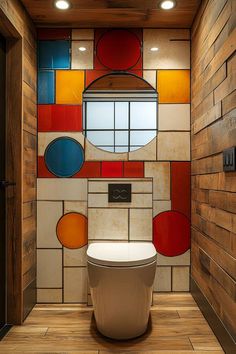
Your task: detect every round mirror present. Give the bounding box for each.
[83,73,158,153]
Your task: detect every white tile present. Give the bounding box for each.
[37,178,88,201]
[72,41,93,69]
[88,179,152,194]
[37,249,62,288]
[37,289,62,303]
[72,29,94,40]
[143,70,156,88]
[37,201,62,248]
[145,162,170,200]
[64,246,87,267]
[157,132,190,161]
[128,137,157,161]
[129,209,153,241]
[88,208,128,240]
[153,267,171,292]
[153,200,171,217]
[143,29,190,69]
[158,104,190,131]
[64,201,87,216]
[172,266,190,291]
[157,250,190,266]
[64,268,88,302]
[85,139,128,161]
[38,132,84,156]
[88,193,152,208]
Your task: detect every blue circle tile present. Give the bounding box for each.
[45,137,84,177]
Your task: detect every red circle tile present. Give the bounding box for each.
[96,29,141,70]
[153,211,190,257]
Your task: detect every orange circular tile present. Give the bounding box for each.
[56,212,88,249]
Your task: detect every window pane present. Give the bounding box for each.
[130,102,157,129]
[115,131,129,146]
[115,146,128,153]
[130,146,142,151]
[86,131,114,145]
[130,130,156,146]
[99,146,114,152]
[115,102,129,129]
[86,102,114,129]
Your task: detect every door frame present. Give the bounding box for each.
[0,10,23,325]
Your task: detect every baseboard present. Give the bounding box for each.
[23,279,36,321]
[0,324,12,340]
[191,277,236,354]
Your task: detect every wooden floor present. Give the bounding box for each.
[0,294,224,353]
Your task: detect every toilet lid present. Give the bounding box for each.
[87,242,157,267]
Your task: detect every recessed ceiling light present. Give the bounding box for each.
[79,47,86,52]
[159,0,176,10]
[54,0,70,10]
[151,47,159,52]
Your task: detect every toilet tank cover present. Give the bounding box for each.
[87,242,157,267]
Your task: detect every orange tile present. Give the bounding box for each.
[157,70,190,103]
[56,70,84,104]
[56,212,88,249]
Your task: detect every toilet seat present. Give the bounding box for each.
[87,242,157,267]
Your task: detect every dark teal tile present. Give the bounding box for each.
[38,70,55,104]
[38,40,70,69]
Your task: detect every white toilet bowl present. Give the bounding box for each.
[87,242,157,340]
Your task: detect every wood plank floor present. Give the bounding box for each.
[0,294,224,353]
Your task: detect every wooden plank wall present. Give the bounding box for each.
[191,0,236,341]
[0,0,37,323]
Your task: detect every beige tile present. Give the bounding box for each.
[157,250,190,266]
[145,162,170,200]
[153,267,171,292]
[64,246,87,267]
[37,249,62,288]
[88,208,128,240]
[85,139,128,161]
[88,193,152,208]
[37,289,62,303]
[153,200,171,217]
[38,132,84,156]
[128,137,157,161]
[64,267,88,302]
[64,201,87,216]
[72,29,94,40]
[143,70,156,88]
[37,178,88,201]
[129,209,152,241]
[159,104,190,131]
[143,29,190,69]
[157,132,190,161]
[37,201,62,248]
[172,266,190,291]
[72,41,93,69]
[88,179,152,194]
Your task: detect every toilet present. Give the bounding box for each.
[87,242,157,340]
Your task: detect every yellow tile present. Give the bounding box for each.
[56,70,84,104]
[157,70,190,103]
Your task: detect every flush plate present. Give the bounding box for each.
[108,184,131,203]
[223,147,236,172]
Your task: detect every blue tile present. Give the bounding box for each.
[38,70,55,104]
[38,40,70,69]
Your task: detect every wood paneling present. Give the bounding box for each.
[191,0,236,342]
[20,0,201,28]
[0,294,224,353]
[0,0,37,324]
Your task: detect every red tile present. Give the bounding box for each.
[171,162,191,219]
[37,28,71,40]
[153,211,190,257]
[123,162,144,177]
[38,105,82,132]
[101,162,123,177]
[38,156,55,177]
[73,162,101,178]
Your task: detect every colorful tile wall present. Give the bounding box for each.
[37,28,191,303]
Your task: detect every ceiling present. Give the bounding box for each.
[20,0,201,28]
